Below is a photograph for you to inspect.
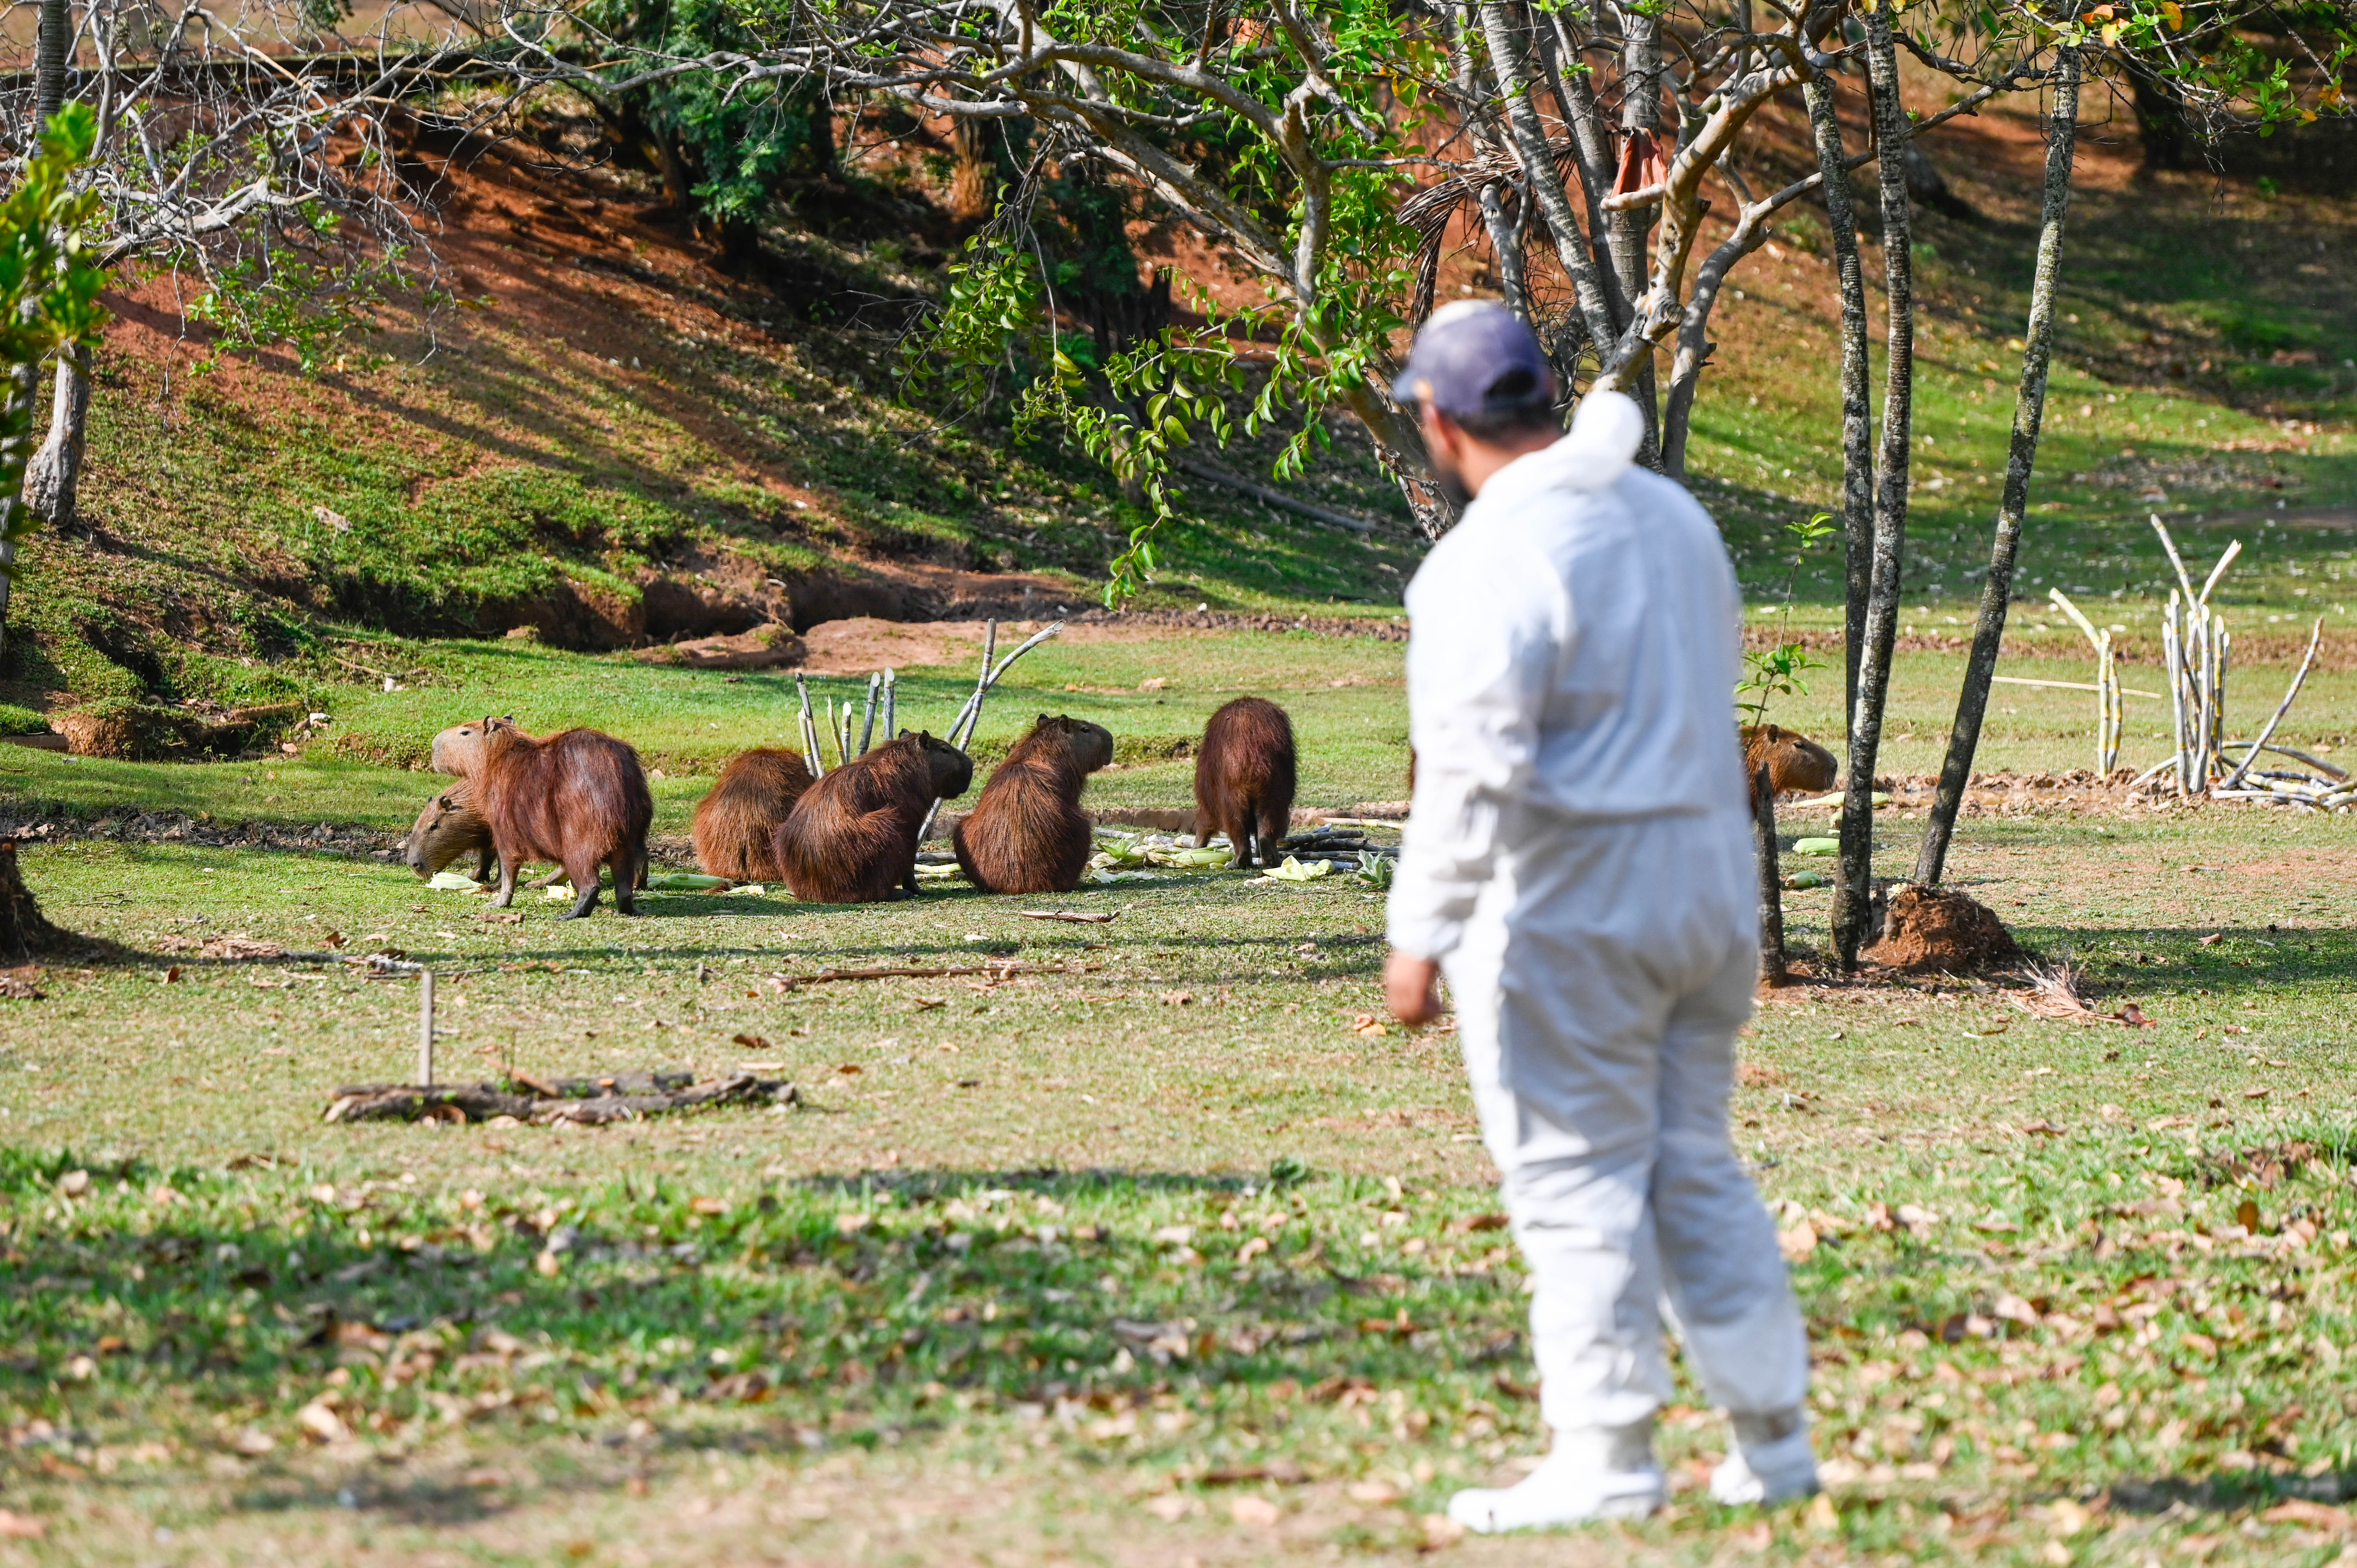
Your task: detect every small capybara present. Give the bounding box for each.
[405,780,497,883]
[1195,696,1296,869]
[953,714,1116,894]
[474,718,655,918]
[772,732,973,903]
[430,715,519,776]
[692,748,816,881]
[1741,724,1839,795]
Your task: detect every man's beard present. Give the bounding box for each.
[1429,450,1473,509]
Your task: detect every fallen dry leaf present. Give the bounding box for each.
[1228,1495,1282,1527]
[2260,1499,2351,1530]
[477,910,523,925]
[0,1509,45,1539]
[1777,1224,1818,1261]
[296,1399,348,1443]
[1145,1495,1193,1523]
[2022,1119,2067,1137]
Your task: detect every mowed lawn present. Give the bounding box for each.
[0,626,2354,1566]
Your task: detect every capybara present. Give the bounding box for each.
[430,715,519,776]
[953,715,1116,894]
[692,748,816,881]
[405,780,497,883]
[1741,724,1838,795]
[772,732,973,903]
[1195,696,1296,869]
[474,718,655,918]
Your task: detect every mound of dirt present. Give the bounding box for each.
[1863,885,2022,973]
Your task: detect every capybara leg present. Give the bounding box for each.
[1226,811,1255,869]
[474,845,496,882]
[613,853,641,916]
[492,857,518,908]
[560,861,601,920]
[1260,805,1289,864]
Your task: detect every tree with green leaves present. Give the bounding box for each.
[2,104,112,657]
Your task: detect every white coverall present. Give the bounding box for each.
[1387,392,1808,1443]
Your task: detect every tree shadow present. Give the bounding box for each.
[0,1147,1525,1523]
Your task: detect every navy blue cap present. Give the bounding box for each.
[1395,300,1555,417]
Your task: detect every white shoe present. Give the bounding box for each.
[1446,1443,1664,1533]
[1709,1425,1818,1505]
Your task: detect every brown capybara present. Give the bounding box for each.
[1195,696,1296,869]
[953,715,1116,895]
[692,748,816,881]
[772,732,973,903]
[405,780,497,883]
[474,719,655,918]
[429,715,519,776]
[1741,724,1838,795]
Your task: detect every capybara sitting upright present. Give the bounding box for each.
[430,715,519,776]
[1740,724,1838,795]
[954,715,1116,894]
[1196,696,1296,869]
[405,780,496,883]
[772,732,972,903]
[693,748,816,881]
[474,719,654,918]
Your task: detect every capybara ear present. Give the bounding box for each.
[436,793,455,810]
[1038,713,1051,725]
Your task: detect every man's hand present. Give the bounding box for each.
[1384,950,1444,1029]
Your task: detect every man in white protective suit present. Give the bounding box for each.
[1381,301,1818,1531]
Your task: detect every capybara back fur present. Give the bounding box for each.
[405,780,495,882]
[773,732,973,903]
[430,715,519,776]
[954,715,1115,894]
[475,720,654,918]
[1741,724,1838,795]
[693,748,815,881]
[1196,696,1296,869]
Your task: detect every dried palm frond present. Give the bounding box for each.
[2005,960,2107,1023]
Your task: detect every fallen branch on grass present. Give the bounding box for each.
[770,958,1104,989]
[1018,909,1120,923]
[324,1070,798,1125]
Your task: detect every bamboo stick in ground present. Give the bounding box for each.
[2199,539,2243,606]
[2163,606,2187,795]
[795,675,823,777]
[2152,515,2196,602]
[858,671,882,755]
[881,668,896,742]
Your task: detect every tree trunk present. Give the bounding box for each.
[1831,8,1916,971]
[35,0,69,124]
[1479,2,1620,355]
[1613,9,1663,461]
[1753,764,1787,986]
[1912,49,2081,889]
[23,344,90,534]
[1804,70,1875,723]
[0,841,64,964]
[18,0,87,542]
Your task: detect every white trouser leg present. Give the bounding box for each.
[1654,941,1811,1418]
[1447,814,1806,1442]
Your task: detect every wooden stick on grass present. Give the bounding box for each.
[2221,616,2322,791]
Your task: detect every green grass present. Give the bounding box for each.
[1,783,2354,1564]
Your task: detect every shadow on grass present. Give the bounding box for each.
[0,1147,1523,1513]
[2007,924,2357,1000]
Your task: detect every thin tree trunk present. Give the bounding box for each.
[1613,9,1663,461]
[1479,2,1620,354]
[22,345,90,533]
[1659,214,1765,477]
[1805,69,1874,722]
[1913,49,2081,888]
[1831,8,1916,971]
[23,0,88,537]
[1535,10,1633,333]
[1753,763,1787,986]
